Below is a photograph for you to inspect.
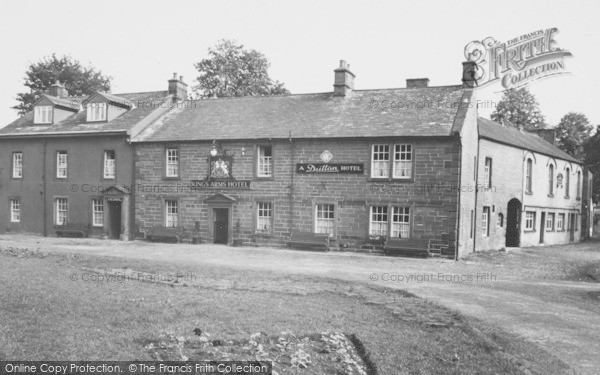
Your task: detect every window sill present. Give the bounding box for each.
[524,229,536,233]
[254,177,274,181]
[546,229,555,232]
[253,232,273,238]
[547,194,554,198]
[163,176,181,180]
[367,177,415,183]
[525,191,533,195]
[564,196,570,199]
[557,229,565,232]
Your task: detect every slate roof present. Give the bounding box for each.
[37,94,81,111]
[0,91,169,137]
[478,117,581,164]
[83,92,134,108]
[134,85,467,142]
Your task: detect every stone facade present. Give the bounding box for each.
[134,137,461,256]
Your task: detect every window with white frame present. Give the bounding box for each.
[103,150,116,179]
[565,168,570,197]
[34,106,53,124]
[482,206,490,237]
[86,102,107,122]
[10,199,20,223]
[546,213,555,231]
[369,206,388,236]
[526,159,533,193]
[12,152,23,178]
[315,204,335,237]
[391,206,410,238]
[525,211,535,230]
[557,213,565,231]
[92,199,104,227]
[548,164,554,195]
[256,202,273,233]
[165,148,179,177]
[484,157,492,188]
[393,144,412,178]
[165,200,178,228]
[55,198,68,225]
[56,151,68,178]
[371,145,390,178]
[257,146,273,178]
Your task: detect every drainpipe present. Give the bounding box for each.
[42,139,48,236]
[130,139,136,240]
[454,134,462,261]
[473,135,480,254]
[289,131,294,235]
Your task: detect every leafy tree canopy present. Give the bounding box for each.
[491,87,546,130]
[193,39,290,98]
[555,112,593,159]
[584,125,600,203]
[13,54,112,115]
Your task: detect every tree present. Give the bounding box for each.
[193,39,290,98]
[491,87,546,130]
[13,54,112,115]
[555,112,593,159]
[584,126,600,203]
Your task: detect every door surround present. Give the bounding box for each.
[205,193,236,244]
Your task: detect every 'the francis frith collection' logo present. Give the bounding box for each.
[464,27,572,89]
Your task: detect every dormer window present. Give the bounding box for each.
[87,102,107,122]
[34,106,53,124]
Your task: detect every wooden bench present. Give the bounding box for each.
[55,223,91,238]
[360,235,386,251]
[287,231,330,251]
[383,237,430,257]
[146,226,184,243]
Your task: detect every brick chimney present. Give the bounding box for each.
[333,60,355,97]
[168,73,188,100]
[406,78,429,88]
[462,61,478,88]
[48,80,69,97]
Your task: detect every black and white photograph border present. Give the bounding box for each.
[0,1,599,374]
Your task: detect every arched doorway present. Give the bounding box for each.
[506,198,522,247]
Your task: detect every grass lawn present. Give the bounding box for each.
[0,246,574,374]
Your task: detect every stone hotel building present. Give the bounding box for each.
[0,61,593,258]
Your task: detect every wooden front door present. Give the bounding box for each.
[505,199,521,247]
[108,201,122,239]
[539,212,546,244]
[569,213,576,242]
[214,208,229,244]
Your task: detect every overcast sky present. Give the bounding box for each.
[0,0,598,128]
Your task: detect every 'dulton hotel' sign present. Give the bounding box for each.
[296,163,364,174]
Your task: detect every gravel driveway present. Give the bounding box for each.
[2,235,599,374]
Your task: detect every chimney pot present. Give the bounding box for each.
[48,80,69,98]
[333,60,355,97]
[169,72,188,100]
[462,61,478,88]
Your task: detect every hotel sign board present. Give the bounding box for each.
[296,163,364,174]
[191,179,252,189]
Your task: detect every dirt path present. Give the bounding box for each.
[2,235,599,374]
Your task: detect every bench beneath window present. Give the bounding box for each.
[383,237,430,257]
[146,225,184,243]
[287,231,330,252]
[55,223,91,238]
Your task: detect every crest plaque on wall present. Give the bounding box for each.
[191,155,252,189]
